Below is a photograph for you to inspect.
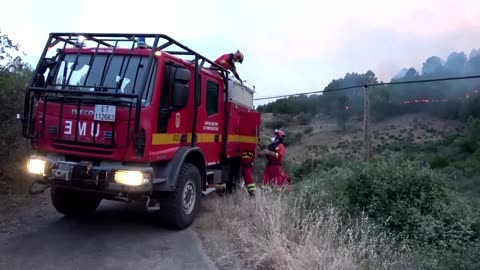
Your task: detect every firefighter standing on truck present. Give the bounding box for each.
[214,50,244,84]
[260,129,291,188]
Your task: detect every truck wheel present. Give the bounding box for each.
[158,163,201,230]
[51,187,102,218]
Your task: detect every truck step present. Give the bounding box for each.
[202,187,217,196]
[145,197,160,212]
[206,169,222,185]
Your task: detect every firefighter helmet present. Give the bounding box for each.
[234,50,244,63]
[274,129,285,138]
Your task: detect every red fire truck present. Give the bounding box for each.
[20,33,261,229]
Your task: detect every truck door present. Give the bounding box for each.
[154,60,191,148]
[196,76,224,165]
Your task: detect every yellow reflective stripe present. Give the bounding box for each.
[152,133,258,145]
[247,184,256,191]
[197,133,221,143]
[152,133,224,145]
[242,152,254,159]
[228,135,259,144]
[151,133,185,145]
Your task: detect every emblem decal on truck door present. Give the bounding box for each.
[175,112,181,128]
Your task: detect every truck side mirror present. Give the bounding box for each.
[33,74,45,88]
[172,83,189,108]
[175,67,191,82]
[34,58,58,88]
[171,67,191,108]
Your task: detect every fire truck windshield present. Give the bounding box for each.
[51,53,157,105]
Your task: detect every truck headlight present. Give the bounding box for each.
[27,159,46,175]
[114,170,149,186]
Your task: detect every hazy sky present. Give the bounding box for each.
[2,0,480,106]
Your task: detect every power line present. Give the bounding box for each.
[253,74,480,101]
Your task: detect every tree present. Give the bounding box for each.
[0,29,25,72]
[444,52,467,75]
[466,49,480,75]
[421,56,444,76]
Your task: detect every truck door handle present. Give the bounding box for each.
[214,134,219,142]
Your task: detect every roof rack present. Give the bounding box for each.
[44,33,230,78]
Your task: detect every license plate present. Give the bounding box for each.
[94,104,116,122]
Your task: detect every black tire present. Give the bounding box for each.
[158,163,202,230]
[50,187,102,218]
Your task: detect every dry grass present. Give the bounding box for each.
[195,189,419,270]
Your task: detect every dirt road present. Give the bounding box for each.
[0,193,218,270]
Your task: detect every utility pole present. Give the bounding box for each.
[311,152,314,174]
[363,85,371,161]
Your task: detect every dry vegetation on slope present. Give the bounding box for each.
[195,190,418,270]
[259,112,464,164]
[195,111,479,270]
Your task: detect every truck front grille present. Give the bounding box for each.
[52,140,115,156]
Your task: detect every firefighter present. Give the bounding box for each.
[241,150,257,196]
[260,129,291,188]
[213,50,244,84]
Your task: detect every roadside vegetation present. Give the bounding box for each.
[198,49,480,270]
[198,151,480,270]
[0,29,33,194]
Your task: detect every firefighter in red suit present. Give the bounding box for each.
[241,150,256,196]
[214,50,244,84]
[261,129,291,187]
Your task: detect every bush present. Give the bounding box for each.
[303,126,313,134]
[0,65,33,194]
[285,131,303,145]
[264,114,291,130]
[347,155,478,246]
[264,119,286,130]
[430,155,449,169]
[296,112,313,125]
[293,153,480,270]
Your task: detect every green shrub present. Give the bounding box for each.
[473,148,480,161]
[293,153,480,270]
[430,155,449,169]
[303,126,313,134]
[346,155,478,245]
[296,112,313,125]
[264,119,287,130]
[264,114,292,130]
[285,131,304,145]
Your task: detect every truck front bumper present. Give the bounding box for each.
[27,154,154,196]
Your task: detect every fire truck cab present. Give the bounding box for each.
[20,33,261,230]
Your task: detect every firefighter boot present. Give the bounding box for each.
[247,183,256,196]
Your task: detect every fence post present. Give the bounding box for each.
[363,85,371,161]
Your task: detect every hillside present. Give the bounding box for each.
[260,112,464,163]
